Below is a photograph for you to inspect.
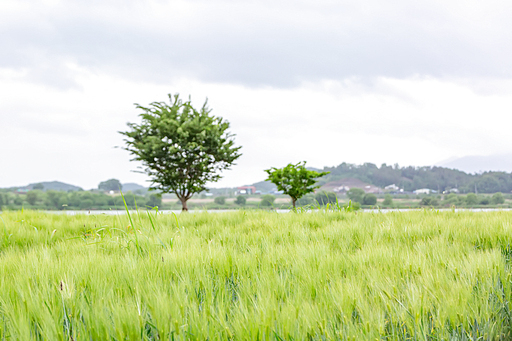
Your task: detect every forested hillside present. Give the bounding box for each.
[317,162,512,193]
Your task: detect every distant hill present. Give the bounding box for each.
[251,180,275,193]
[249,161,512,194]
[122,183,148,192]
[26,181,83,192]
[320,178,380,193]
[436,153,512,174]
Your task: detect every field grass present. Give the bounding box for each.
[1,209,512,340]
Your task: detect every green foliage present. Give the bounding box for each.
[315,191,337,206]
[466,193,478,205]
[98,179,122,192]
[79,199,94,209]
[146,193,162,208]
[343,200,361,211]
[32,183,44,190]
[13,196,23,206]
[214,196,226,205]
[420,197,439,206]
[26,190,40,206]
[234,195,246,206]
[319,162,512,193]
[120,93,242,211]
[362,193,377,205]
[0,190,160,211]
[443,193,459,205]
[260,194,275,207]
[479,197,490,205]
[347,188,365,203]
[383,194,393,206]
[45,191,65,210]
[265,161,329,208]
[296,193,316,206]
[492,192,505,205]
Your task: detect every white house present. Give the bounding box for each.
[413,188,431,195]
[384,184,400,191]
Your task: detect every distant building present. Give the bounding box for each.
[333,185,350,193]
[384,184,400,191]
[413,188,431,195]
[235,186,257,195]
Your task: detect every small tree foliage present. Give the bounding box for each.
[383,194,393,206]
[479,197,490,205]
[32,183,44,190]
[146,193,162,208]
[420,197,439,206]
[99,179,122,192]
[363,193,377,206]
[491,192,505,205]
[214,196,226,205]
[347,188,365,204]
[260,195,275,207]
[26,191,40,206]
[296,193,316,206]
[120,94,242,211]
[265,162,329,208]
[315,191,337,206]
[235,195,246,206]
[466,193,478,205]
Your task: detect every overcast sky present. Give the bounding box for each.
[2,0,512,189]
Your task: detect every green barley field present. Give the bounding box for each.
[1,209,512,340]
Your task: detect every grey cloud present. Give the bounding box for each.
[2,0,512,88]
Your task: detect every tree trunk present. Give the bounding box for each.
[180,197,189,211]
[292,198,296,209]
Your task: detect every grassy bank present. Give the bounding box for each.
[0,210,512,339]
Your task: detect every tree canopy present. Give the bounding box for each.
[98,179,122,192]
[265,161,329,208]
[120,93,242,210]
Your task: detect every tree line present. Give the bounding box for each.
[318,163,512,193]
[0,190,161,211]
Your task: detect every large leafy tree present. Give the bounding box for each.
[120,94,242,211]
[265,161,329,208]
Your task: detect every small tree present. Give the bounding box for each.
[235,195,246,206]
[363,193,377,206]
[491,192,505,205]
[347,188,365,204]
[26,190,40,206]
[265,162,328,208]
[214,196,226,205]
[45,191,65,210]
[99,179,122,192]
[296,193,316,206]
[315,191,337,205]
[479,197,490,205]
[147,193,162,208]
[260,194,275,207]
[120,94,242,211]
[420,197,439,206]
[383,194,393,206]
[466,193,478,206]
